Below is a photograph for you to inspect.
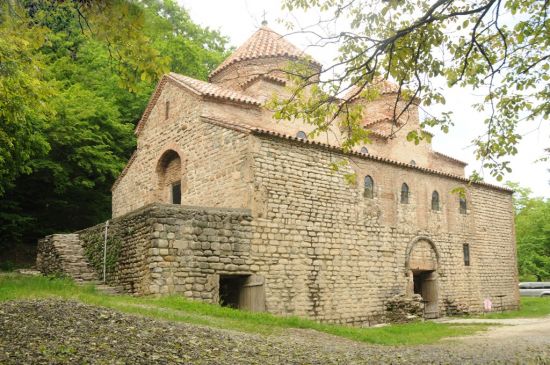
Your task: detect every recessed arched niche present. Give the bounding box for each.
[156,149,182,204]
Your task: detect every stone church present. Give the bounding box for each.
[38,25,519,323]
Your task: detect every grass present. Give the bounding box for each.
[473,296,550,319]
[0,273,497,346]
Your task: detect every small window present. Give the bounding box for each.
[463,244,470,266]
[410,160,416,166]
[400,183,409,204]
[360,146,369,154]
[296,131,307,140]
[431,191,440,211]
[364,175,374,198]
[165,100,170,119]
[459,197,467,214]
[171,182,181,204]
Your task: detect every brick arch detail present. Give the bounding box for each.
[154,142,186,203]
[404,236,440,271]
[156,142,185,166]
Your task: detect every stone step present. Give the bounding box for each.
[38,233,121,296]
[53,236,99,281]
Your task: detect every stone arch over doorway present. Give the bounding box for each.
[156,149,183,204]
[405,236,440,318]
[405,236,439,272]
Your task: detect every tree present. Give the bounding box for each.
[274,0,549,181]
[0,0,229,257]
[506,182,550,281]
[0,7,51,196]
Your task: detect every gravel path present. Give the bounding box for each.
[1,299,549,364]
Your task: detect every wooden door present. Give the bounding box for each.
[238,275,266,312]
[422,272,439,318]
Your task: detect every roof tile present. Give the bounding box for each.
[209,26,321,79]
[169,73,262,106]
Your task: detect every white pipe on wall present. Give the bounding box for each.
[103,220,109,283]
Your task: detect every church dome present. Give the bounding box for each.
[209,25,321,88]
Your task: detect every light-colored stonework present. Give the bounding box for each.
[38,25,519,324]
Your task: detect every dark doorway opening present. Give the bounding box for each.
[412,270,439,318]
[219,275,247,309]
[218,274,266,312]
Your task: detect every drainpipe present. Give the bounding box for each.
[103,220,109,283]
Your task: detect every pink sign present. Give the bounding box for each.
[484,298,493,311]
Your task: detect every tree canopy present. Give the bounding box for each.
[0,0,229,256]
[507,182,550,281]
[274,0,549,181]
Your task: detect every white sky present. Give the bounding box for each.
[180,0,550,198]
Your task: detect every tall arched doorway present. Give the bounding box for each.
[156,149,182,204]
[405,237,439,318]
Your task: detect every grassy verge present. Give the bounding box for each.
[473,296,550,319]
[0,273,492,346]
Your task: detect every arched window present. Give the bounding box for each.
[364,175,374,198]
[296,131,307,140]
[401,183,409,204]
[431,191,440,211]
[157,150,182,204]
[410,160,417,166]
[360,146,369,154]
[459,196,467,214]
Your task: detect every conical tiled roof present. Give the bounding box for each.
[209,26,321,80]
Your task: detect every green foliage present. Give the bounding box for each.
[141,0,230,80]
[279,0,549,179]
[0,1,228,251]
[0,261,16,272]
[0,6,52,196]
[506,181,550,281]
[81,231,122,280]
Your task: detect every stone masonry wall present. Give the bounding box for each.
[77,204,253,298]
[145,204,253,299]
[36,236,63,276]
[246,134,518,324]
[78,206,155,293]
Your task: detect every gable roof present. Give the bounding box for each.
[169,73,262,105]
[434,151,468,166]
[209,26,322,80]
[238,73,287,89]
[134,73,262,136]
